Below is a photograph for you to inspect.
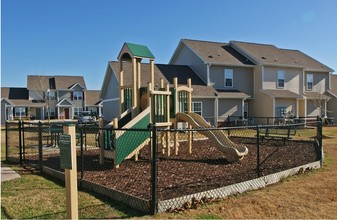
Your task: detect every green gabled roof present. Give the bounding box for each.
[125,42,155,59]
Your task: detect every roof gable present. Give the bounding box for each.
[56,98,74,107]
[27,75,87,90]
[118,42,155,60]
[173,39,254,66]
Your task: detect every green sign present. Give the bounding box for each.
[60,134,72,169]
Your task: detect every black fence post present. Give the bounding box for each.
[151,124,158,215]
[317,116,323,166]
[19,120,23,165]
[38,121,43,172]
[22,121,25,162]
[256,125,260,177]
[5,121,9,161]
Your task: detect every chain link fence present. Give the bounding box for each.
[4,119,323,214]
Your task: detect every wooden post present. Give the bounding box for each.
[63,124,78,219]
[99,118,104,164]
[113,118,119,168]
[148,82,152,124]
[187,78,192,153]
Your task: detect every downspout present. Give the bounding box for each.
[272,98,275,117]
[261,65,265,90]
[214,95,218,126]
[207,63,211,86]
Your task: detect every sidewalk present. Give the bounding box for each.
[1,167,21,182]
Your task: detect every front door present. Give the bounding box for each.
[64,108,69,119]
[36,108,42,120]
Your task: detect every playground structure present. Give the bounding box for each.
[98,42,248,167]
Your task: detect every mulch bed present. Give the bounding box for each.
[42,137,320,201]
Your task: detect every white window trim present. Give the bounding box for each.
[277,70,285,89]
[74,107,83,116]
[192,102,203,115]
[276,106,287,117]
[307,74,313,91]
[73,91,83,100]
[15,107,26,117]
[224,69,233,88]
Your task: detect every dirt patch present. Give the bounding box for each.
[42,137,320,201]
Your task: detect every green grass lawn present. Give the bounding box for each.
[0,165,143,219]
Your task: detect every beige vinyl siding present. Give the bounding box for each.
[218,99,242,120]
[58,90,72,101]
[251,91,274,124]
[305,71,329,93]
[169,44,208,83]
[298,99,306,117]
[191,98,215,124]
[263,66,302,94]
[275,98,296,116]
[210,66,254,96]
[102,69,121,122]
[29,90,44,101]
[327,95,337,120]
[307,100,323,116]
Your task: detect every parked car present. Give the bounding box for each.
[78,111,95,124]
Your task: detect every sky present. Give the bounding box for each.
[2,0,337,90]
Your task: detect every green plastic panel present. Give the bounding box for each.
[125,42,155,59]
[115,113,150,165]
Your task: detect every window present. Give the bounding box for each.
[307,74,313,90]
[46,107,56,116]
[192,102,202,115]
[73,91,83,100]
[74,107,83,116]
[277,70,285,88]
[46,91,56,100]
[224,69,233,87]
[15,107,26,117]
[276,106,287,117]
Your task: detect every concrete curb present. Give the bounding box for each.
[1,167,21,182]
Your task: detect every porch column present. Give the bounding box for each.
[296,99,299,117]
[324,99,327,118]
[214,97,218,126]
[42,107,45,120]
[57,107,60,120]
[71,107,74,119]
[241,98,245,118]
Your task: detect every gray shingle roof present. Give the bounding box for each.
[181,39,254,66]
[263,89,303,98]
[1,87,44,106]
[109,61,217,97]
[85,90,102,106]
[27,75,87,90]
[230,41,334,72]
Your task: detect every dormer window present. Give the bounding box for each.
[307,74,313,90]
[73,91,83,100]
[224,69,233,87]
[277,70,285,88]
